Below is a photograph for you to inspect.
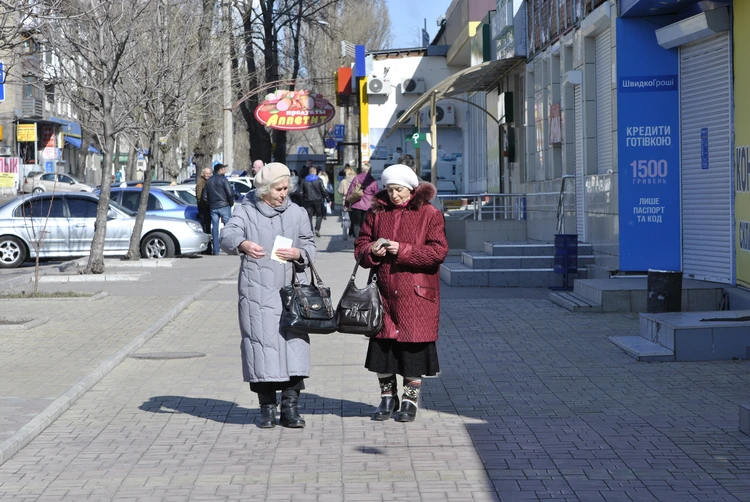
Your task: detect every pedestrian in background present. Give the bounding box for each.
[354,164,448,422]
[195,167,212,236]
[202,163,234,255]
[398,154,416,172]
[318,169,333,219]
[251,159,264,176]
[345,161,378,238]
[338,166,356,237]
[220,162,315,429]
[300,166,326,237]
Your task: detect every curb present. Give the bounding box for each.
[0,257,86,290]
[0,267,236,466]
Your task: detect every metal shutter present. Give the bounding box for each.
[680,33,732,283]
[575,84,586,241]
[595,29,612,175]
[468,92,487,193]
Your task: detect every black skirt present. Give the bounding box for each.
[365,338,440,377]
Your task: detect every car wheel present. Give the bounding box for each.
[0,236,27,268]
[141,232,175,259]
[32,187,44,193]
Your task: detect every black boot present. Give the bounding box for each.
[394,400,418,422]
[372,394,399,421]
[372,374,399,421]
[259,404,277,428]
[280,389,305,428]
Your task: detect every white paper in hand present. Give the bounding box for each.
[271,235,293,263]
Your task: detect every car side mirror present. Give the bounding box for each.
[69,180,75,185]
[107,209,117,220]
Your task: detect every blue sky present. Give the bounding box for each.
[387,0,454,49]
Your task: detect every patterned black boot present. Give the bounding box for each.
[372,374,399,421]
[280,389,306,428]
[395,378,421,422]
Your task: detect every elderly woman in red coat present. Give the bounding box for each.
[354,164,449,422]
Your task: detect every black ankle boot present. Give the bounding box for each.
[259,404,277,428]
[280,391,305,428]
[394,400,418,422]
[372,394,399,421]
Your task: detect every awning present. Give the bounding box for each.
[383,57,524,139]
[88,145,101,154]
[49,117,82,138]
[64,136,82,149]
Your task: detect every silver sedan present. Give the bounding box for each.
[0,193,210,268]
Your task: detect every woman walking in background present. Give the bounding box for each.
[220,162,316,429]
[338,166,356,237]
[354,164,449,422]
[345,161,378,238]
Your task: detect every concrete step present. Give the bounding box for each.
[440,262,588,287]
[484,241,594,257]
[462,252,595,270]
[573,278,725,313]
[548,291,602,312]
[639,310,750,361]
[609,336,675,362]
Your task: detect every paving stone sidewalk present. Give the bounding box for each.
[0,256,237,451]
[1,218,750,501]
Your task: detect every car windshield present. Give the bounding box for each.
[174,190,197,204]
[159,190,189,205]
[109,199,136,217]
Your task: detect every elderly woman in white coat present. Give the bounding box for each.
[220,162,316,429]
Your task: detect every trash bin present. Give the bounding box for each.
[551,234,578,290]
[647,269,683,313]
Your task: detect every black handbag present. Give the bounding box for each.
[279,250,337,334]
[336,251,384,336]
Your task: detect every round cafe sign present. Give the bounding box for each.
[254,90,335,131]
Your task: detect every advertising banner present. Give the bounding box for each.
[17,123,37,142]
[616,18,681,271]
[254,90,335,131]
[736,3,750,287]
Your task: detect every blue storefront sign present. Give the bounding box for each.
[333,124,345,142]
[616,18,681,271]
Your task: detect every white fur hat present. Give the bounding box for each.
[381,163,419,190]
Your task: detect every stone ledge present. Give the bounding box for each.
[0,317,49,332]
[741,404,750,436]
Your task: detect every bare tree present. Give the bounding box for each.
[120,0,204,260]
[45,0,152,273]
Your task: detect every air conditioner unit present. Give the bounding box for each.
[400,78,425,94]
[367,76,391,96]
[396,109,415,125]
[0,146,12,156]
[427,104,455,125]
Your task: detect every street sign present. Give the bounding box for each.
[333,124,345,142]
[297,146,309,155]
[324,139,336,149]
[44,161,54,173]
[17,124,36,142]
[0,63,5,102]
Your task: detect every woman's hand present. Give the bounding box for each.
[276,247,301,262]
[371,241,387,257]
[385,241,399,255]
[238,240,266,259]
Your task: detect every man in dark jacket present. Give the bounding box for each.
[202,163,235,254]
[300,166,326,237]
[195,167,212,235]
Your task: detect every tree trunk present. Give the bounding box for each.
[124,132,158,260]
[126,140,137,181]
[193,0,216,171]
[86,89,115,274]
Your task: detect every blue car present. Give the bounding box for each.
[103,187,200,221]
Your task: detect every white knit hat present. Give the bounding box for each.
[254,162,290,188]
[381,164,419,190]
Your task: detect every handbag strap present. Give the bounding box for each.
[291,250,334,318]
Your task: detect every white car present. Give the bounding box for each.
[0,193,210,268]
[158,184,199,205]
[22,171,93,194]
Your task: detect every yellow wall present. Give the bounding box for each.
[736,4,750,287]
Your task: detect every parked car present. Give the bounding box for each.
[115,180,173,187]
[0,193,209,268]
[22,172,93,194]
[227,176,254,199]
[158,185,198,205]
[105,187,200,221]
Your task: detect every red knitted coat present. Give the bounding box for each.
[354,183,449,343]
